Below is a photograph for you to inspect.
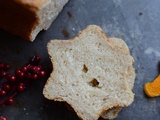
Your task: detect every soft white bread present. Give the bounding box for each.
[0,0,68,41]
[43,25,135,120]
[101,66,135,119]
[101,38,135,119]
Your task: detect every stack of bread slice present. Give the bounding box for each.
[43,25,135,120]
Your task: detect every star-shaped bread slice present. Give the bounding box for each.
[43,25,135,120]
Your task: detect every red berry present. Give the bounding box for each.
[6,74,16,83]
[32,74,38,80]
[4,64,10,70]
[16,83,25,92]
[34,55,41,64]
[30,66,38,74]
[29,55,41,65]
[38,71,46,77]
[10,75,16,82]
[0,116,8,120]
[0,55,45,108]
[5,98,14,105]
[21,66,28,73]
[15,69,24,78]
[0,90,6,96]
[19,72,24,78]
[28,65,32,71]
[25,72,32,79]
[36,66,42,71]
[15,69,21,74]
[2,84,10,91]
[0,70,6,77]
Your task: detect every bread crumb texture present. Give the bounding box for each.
[101,66,135,119]
[43,25,135,120]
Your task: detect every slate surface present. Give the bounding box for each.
[0,0,160,120]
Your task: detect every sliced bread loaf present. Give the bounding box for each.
[43,25,135,120]
[0,0,68,41]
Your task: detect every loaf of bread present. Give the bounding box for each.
[43,25,135,120]
[0,0,69,41]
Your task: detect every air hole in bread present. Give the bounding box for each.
[88,78,99,87]
[98,42,101,48]
[82,64,88,73]
[103,97,108,101]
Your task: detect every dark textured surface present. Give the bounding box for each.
[0,0,160,120]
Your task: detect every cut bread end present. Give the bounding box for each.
[0,0,69,41]
[30,0,69,41]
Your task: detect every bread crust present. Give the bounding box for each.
[14,0,48,11]
[0,0,68,41]
[43,25,135,120]
[0,1,39,40]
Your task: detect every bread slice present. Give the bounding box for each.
[0,0,68,41]
[43,25,134,120]
[101,38,135,119]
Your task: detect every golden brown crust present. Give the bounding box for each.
[14,0,48,11]
[0,1,40,40]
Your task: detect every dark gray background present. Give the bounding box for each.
[0,0,160,119]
